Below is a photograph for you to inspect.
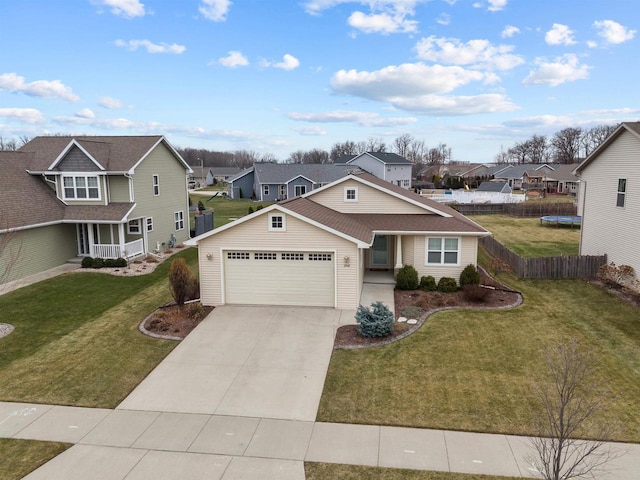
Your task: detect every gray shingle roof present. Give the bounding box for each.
[254,163,361,184]
[477,181,510,193]
[361,152,412,164]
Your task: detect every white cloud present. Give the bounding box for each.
[415,36,524,71]
[75,108,95,119]
[389,93,518,115]
[293,125,327,136]
[594,19,635,44]
[93,0,146,18]
[0,72,80,102]
[523,54,590,87]
[199,0,231,22]
[115,39,186,54]
[287,110,417,127]
[348,10,417,34]
[98,96,124,109]
[264,54,300,71]
[0,108,44,124]
[501,25,520,38]
[218,51,249,68]
[545,23,576,46]
[587,40,598,48]
[487,0,507,11]
[436,13,450,26]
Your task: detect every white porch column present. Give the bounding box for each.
[395,235,403,269]
[118,223,126,258]
[87,223,95,257]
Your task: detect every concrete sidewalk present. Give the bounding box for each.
[2,402,638,480]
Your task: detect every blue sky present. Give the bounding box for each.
[0,0,638,162]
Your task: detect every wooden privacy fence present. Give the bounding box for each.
[479,236,606,280]
[453,202,577,217]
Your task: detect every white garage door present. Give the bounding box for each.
[223,251,335,307]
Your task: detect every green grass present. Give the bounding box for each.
[468,214,579,257]
[305,464,520,480]
[0,248,198,407]
[317,258,640,442]
[0,439,70,480]
[190,194,272,228]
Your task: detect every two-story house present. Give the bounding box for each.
[0,136,192,285]
[336,152,413,188]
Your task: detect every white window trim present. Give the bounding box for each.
[146,217,154,232]
[263,184,270,197]
[128,219,141,234]
[294,185,307,196]
[425,237,461,266]
[62,174,101,201]
[152,174,160,196]
[617,178,626,208]
[174,211,185,231]
[268,213,286,231]
[344,186,358,202]
[279,184,286,198]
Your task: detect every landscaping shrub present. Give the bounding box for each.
[401,305,421,319]
[463,284,490,302]
[459,264,481,287]
[169,258,195,307]
[186,302,204,319]
[488,257,511,277]
[114,258,127,267]
[437,276,457,293]
[103,258,117,268]
[419,275,437,291]
[355,301,394,338]
[187,277,200,301]
[256,205,264,211]
[248,206,254,214]
[91,258,105,269]
[81,257,94,268]
[396,264,419,290]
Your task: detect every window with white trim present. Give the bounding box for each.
[617,179,626,207]
[152,175,160,196]
[146,217,153,232]
[344,187,358,202]
[227,252,250,260]
[403,179,411,188]
[426,237,459,265]
[279,184,286,198]
[282,253,304,261]
[269,214,285,231]
[128,219,141,234]
[294,185,306,196]
[309,253,332,261]
[254,252,277,260]
[263,184,270,196]
[62,175,100,200]
[174,211,184,231]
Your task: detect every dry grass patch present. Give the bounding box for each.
[305,463,520,480]
[0,439,69,480]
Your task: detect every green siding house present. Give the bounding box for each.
[0,136,192,285]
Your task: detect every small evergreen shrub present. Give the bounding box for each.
[91,258,105,269]
[437,276,457,293]
[115,258,127,267]
[256,205,264,211]
[419,275,437,291]
[401,305,421,319]
[81,257,94,268]
[396,264,419,290]
[248,206,254,214]
[463,284,490,302]
[355,301,394,338]
[169,257,195,307]
[459,264,481,286]
[104,258,117,268]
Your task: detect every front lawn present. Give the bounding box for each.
[305,464,520,480]
[468,214,579,257]
[317,254,640,442]
[0,439,70,480]
[190,194,272,228]
[0,248,198,407]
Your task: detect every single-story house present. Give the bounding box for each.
[206,167,243,185]
[187,171,490,309]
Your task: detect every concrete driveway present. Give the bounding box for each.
[118,306,346,421]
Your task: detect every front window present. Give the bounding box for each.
[617,178,626,207]
[426,237,459,265]
[263,184,270,197]
[152,175,160,196]
[174,211,184,231]
[128,219,141,234]
[294,185,306,196]
[146,217,153,232]
[62,175,100,200]
[269,214,285,231]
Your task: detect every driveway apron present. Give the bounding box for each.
[117,305,341,422]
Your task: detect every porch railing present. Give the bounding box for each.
[91,238,145,259]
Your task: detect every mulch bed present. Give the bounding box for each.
[141,302,214,340]
[334,271,522,350]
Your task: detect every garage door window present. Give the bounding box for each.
[309,253,332,261]
[227,252,250,260]
[282,253,304,260]
[254,253,277,260]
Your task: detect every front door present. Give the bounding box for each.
[77,224,90,256]
[370,235,389,268]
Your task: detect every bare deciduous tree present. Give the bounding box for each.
[0,226,24,289]
[528,339,622,480]
[551,127,583,164]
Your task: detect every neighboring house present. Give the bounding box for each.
[337,152,413,188]
[0,135,192,285]
[206,167,242,185]
[541,164,580,195]
[227,163,361,201]
[187,171,489,309]
[574,122,640,277]
[477,181,512,194]
[492,164,553,190]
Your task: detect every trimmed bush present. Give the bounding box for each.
[437,276,457,293]
[169,257,195,307]
[396,264,419,290]
[459,264,481,287]
[248,206,254,214]
[91,258,105,269]
[114,258,127,267]
[81,257,94,268]
[356,301,394,338]
[419,275,437,291]
[463,284,490,302]
[104,258,117,268]
[401,305,421,319]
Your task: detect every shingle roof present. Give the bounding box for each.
[347,213,487,234]
[63,203,134,222]
[19,135,187,172]
[209,167,242,176]
[477,181,509,193]
[361,152,412,164]
[544,163,579,182]
[253,163,361,185]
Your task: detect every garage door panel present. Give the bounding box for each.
[224,251,335,307]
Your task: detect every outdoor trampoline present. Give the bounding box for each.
[540,215,582,228]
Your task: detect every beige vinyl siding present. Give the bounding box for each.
[410,235,478,283]
[198,211,359,309]
[131,142,190,252]
[108,176,131,202]
[579,130,640,274]
[401,235,415,266]
[311,179,428,214]
[1,224,77,284]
